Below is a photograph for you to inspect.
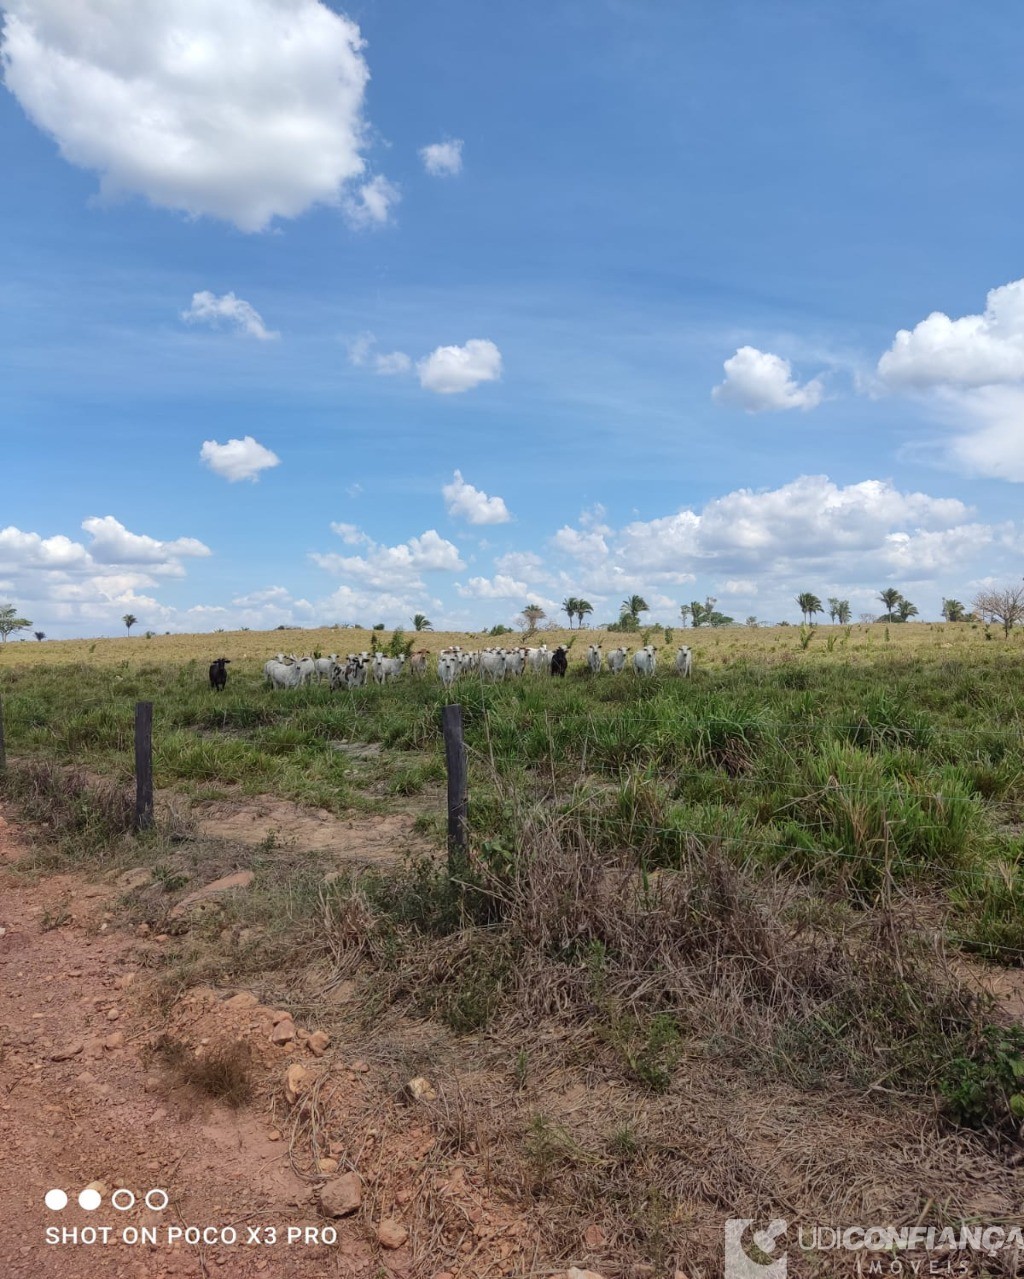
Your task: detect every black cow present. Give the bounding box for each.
[209,657,231,691]
[550,646,568,678]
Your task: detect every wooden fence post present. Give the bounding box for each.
[0,695,6,776]
[134,701,154,832]
[442,703,468,873]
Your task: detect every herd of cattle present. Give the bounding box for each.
[207,642,694,692]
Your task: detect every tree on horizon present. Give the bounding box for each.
[0,604,31,643]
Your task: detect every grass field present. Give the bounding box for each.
[2,620,1024,1271]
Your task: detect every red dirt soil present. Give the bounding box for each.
[0,806,397,1279]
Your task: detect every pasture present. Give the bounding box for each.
[2,620,1024,1272]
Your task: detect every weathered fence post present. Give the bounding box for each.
[442,703,468,873]
[134,700,154,832]
[0,695,6,776]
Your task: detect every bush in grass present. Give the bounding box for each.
[940,1024,1024,1134]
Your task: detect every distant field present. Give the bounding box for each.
[4,619,1024,1266]
[0,617,1013,669]
[3,621,1023,916]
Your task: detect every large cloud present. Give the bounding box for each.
[0,0,384,231]
[878,279,1024,389]
[940,387,1024,482]
[543,476,992,622]
[312,527,464,590]
[713,346,823,412]
[80,516,210,570]
[0,516,211,635]
[442,470,511,525]
[417,340,502,394]
[200,436,281,483]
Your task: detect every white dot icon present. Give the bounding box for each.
[78,1187,102,1211]
[44,1189,68,1211]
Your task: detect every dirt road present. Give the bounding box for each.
[0,807,391,1279]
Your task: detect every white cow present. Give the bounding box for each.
[373,654,405,684]
[293,656,317,686]
[674,645,692,678]
[479,650,506,682]
[606,646,630,675]
[587,644,602,674]
[312,654,339,683]
[265,659,302,690]
[525,645,549,674]
[438,651,460,687]
[503,648,526,678]
[632,644,657,677]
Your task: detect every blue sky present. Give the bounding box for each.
[3,0,1024,637]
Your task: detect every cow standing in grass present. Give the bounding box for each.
[550,646,568,677]
[208,657,230,691]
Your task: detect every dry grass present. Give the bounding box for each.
[0,617,1012,673]
[154,1034,255,1108]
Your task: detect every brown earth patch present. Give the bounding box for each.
[191,798,432,866]
[958,958,1024,1024]
[4,795,1024,1279]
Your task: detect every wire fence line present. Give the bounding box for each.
[3,686,1024,806]
[1,691,1021,963]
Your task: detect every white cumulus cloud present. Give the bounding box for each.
[200,436,281,483]
[418,339,502,394]
[0,516,211,636]
[420,139,463,177]
[0,0,383,232]
[877,279,1024,389]
[182,291,278,340]
[442,470,511,525]
[551,525,610,564]
[312,527,464,590]
[81,516,210,569]
[713,346,823,412]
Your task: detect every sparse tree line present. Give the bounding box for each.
[5,581,1024,643]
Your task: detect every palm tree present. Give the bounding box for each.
[576,599,593,628]
[878,588,902,623]
[123,613,138,635]
[411,613,432,631]
[520,604,546,635]
[942,598,966,622]
[562,597,580,629]
[896,598,918,622]
[679,604,692,627]
[796,593,823,624]
[835,600,852,624]
[827,596,841,623]
[621,594,649,626]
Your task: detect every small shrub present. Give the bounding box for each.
[156,1036,254,1108]
[940,1025,1024,1133]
